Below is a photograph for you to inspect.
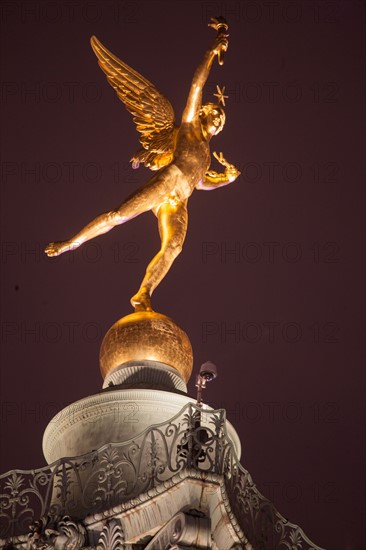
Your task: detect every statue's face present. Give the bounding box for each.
[200,106,225,138]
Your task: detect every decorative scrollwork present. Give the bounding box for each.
[24,515,90,549]
[144,512,210,550]
[96,519,124,550]
[0,404,325,549]
[225,457,324,549]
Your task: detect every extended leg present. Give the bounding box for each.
[45,175,172,257]
[131,200,188,311]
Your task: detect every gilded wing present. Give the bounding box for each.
[90,35,178,170]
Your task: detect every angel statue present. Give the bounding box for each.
[45,17,240,312]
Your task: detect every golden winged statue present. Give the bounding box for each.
[45,17,240,312]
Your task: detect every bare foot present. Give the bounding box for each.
[44,241,75,257]
[130,288,152,312]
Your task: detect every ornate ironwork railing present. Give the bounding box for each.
[224,452,324,549]
[0,404,324,549]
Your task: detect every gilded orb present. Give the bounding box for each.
[100,312,193,385]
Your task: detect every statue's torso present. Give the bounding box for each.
[170,122,210,199]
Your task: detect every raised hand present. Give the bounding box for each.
[213,151,241,182]
[209,17,229,65]
[212,34,228,65]
[208,16,229,32]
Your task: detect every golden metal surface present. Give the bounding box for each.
[45,16,240,312]
[99,312,193,383]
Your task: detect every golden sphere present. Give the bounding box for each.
[100,311,193,383]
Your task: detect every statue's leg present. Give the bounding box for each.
[131,199,188,311]
[45,173,173,257]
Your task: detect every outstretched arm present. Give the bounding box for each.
[181,17,228,124]
[196,152,241,190]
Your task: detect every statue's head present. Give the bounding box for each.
[199,103,225,139]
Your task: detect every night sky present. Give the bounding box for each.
[0,1,365,548]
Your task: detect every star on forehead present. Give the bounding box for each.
[214,85,228,106]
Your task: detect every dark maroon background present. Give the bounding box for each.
[0,1,365,548]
